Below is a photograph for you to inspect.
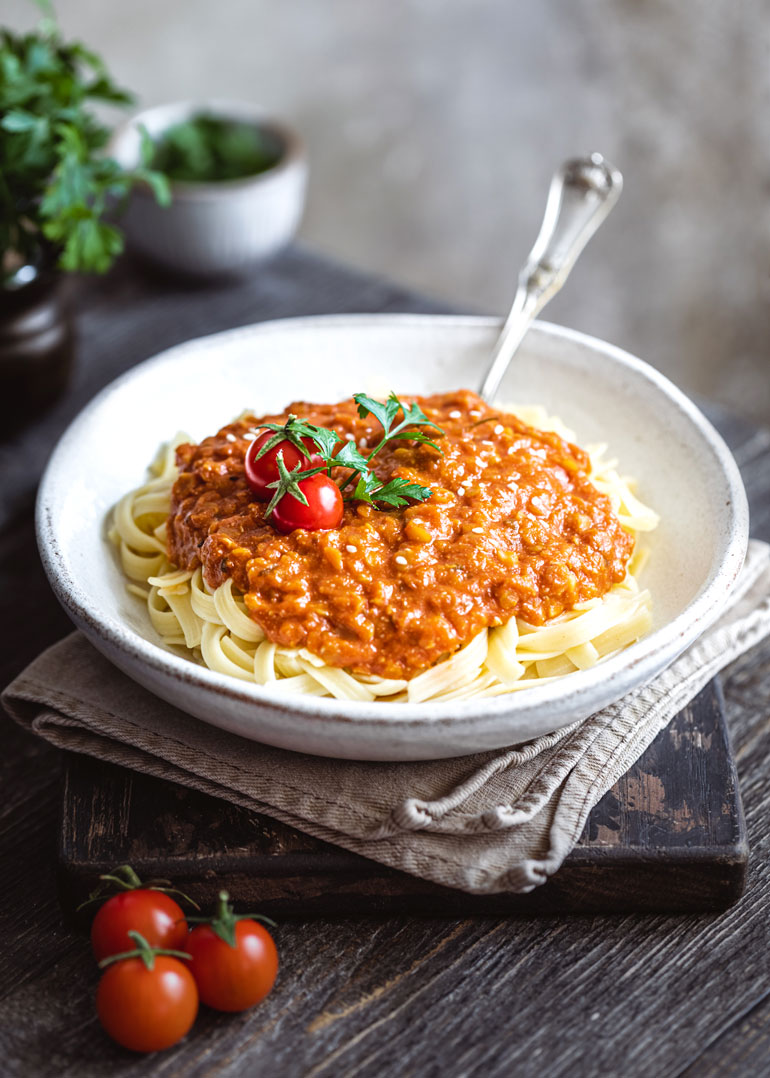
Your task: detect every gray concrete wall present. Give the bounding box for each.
[6,0,769,424]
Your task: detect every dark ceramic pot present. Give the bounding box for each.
[0,261,75,429]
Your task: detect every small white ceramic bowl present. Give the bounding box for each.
[109,100,307,277]
[36,315,749,760]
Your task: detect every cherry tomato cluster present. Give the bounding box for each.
[245,429,343,532]
[242,394,443,534]
[85,866,278,1053]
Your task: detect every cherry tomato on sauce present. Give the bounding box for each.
[91,890,189,963]
[270,473,343,533]
[97,954,198,1053]
[186,919,279,1013]
[245,432,323,500]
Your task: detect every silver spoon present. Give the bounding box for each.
[479,153,623,403]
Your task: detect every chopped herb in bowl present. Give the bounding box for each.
[150,114,283,184]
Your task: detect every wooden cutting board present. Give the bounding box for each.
[58,680,747,918]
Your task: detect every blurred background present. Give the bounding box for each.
[6,0,769,424]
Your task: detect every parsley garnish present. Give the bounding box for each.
[255,393,444,520]
[354,392,444,457]
[0,4,170,275]
[351,474,434,508]
[150,114,282,184]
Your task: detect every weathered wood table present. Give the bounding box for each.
[1,250,769,1077]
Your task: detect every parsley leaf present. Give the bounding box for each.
[371,478,434,508]
[397,398,444,433]
[334,440,370,472]
[149,114,282,184]
[347,469,433,510]
[388,430,444,452]
[299,423,340,460]
[0,10,169,275]
[354,392,402,435]
[349,470,382,504]
[258,391,444,522]
[354,391,444,456]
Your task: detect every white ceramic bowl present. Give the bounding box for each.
[109,100,307,276]
[37,315,749,760]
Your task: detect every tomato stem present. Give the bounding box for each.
[184,890,277,948]
[100,864,143,891]
[263,451,318,520]
[97,931,192,971]
[76,863,201,912]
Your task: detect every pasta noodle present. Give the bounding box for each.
[108,407,658,703]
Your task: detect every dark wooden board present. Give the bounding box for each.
[58,679,747,918]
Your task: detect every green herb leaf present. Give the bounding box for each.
[388,430,444,452]
[397,399,444,433]
[347,472,432,508]
[49,214,123,273]
[371,478,433,508]
[131,166,172,207]
[0,12,169,275]
[334,440,370,473]
[348,470,381,504]
[149,114,282,184]
[1,109,39,133]
[294,422,340,461]
[354,392,401,435]
[83,75,133,105]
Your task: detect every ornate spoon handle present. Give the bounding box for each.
[479,153,623,403]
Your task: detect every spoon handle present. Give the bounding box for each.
[479,153,623,403]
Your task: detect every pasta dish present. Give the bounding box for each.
[109,389,658,703]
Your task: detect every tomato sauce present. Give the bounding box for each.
[168,390,633,679]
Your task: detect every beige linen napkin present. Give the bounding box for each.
[5,539,770,895]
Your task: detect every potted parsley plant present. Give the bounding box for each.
[0,2,169,417]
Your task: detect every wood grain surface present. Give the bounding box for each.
[1,252,769,1077]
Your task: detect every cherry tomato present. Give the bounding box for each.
[97,955,198,1052]
[271,473,343,533]
[245,431,323,500]
[186,919,278,1012]
[91,890,189,962]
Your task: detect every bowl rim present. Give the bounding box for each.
[36,313,750,730]
[108,98,306,200]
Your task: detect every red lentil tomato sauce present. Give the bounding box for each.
[167,390,633,680]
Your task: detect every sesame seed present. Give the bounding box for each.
[345,544,357,553]
[494,424,504,435]
[395,555,408,566]
[345,433,356,442]
[457,486,465,496]
[472,527,484,534]
[226,433,237,442]
[358,438,367,448]
[243,432,257,441]
[470,410,481,417]
[449,410,462,419]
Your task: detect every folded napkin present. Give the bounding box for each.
[5,539,770,895]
